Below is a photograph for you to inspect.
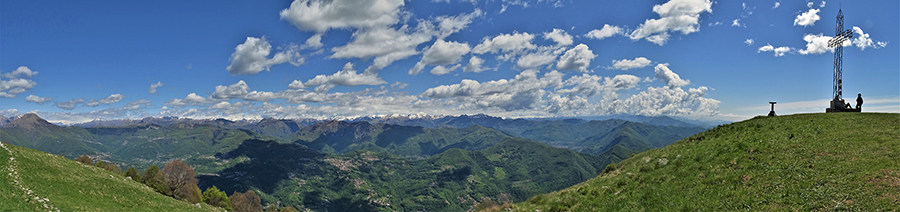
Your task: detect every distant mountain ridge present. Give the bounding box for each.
[0,114,270,169]
[0,114,705,165]
[40,113,722,129]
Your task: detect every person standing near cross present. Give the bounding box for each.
[856,93,863,109]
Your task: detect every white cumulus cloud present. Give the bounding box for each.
[629,0,713,45]
[585,24,624,40]
[731,19,743,27]
[516,47,562,70]
[543,29,573,46]
[556,44,596,72]
[851,26,887,50]
[759,44,793,56]
[330,26,431,73]
[149,81,164,94]
[227,37,303,75]
[303,34,324,49]
[794,9,820,27]
[300,63,387,92]
[472,32,537,61]
[25,95,53,105]
[421,39,471,66]
[164,93,214,106]
[85,93,125,107]
[611,57,652,70]
[464,56,486,73]
[0,66,38,98]
[212,80,251,100]
[430,64,462,76]
[797,34,836,55]
[279,0,405,32]
[56,98,86,110]
[654,64,690,88]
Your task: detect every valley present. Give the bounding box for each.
[0,113,708,211]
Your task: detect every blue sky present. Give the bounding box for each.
[1,0,897,124]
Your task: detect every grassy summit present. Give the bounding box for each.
[0,142,216,212]
[506,113,899,211]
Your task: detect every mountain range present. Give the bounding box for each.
[0,113,709,211]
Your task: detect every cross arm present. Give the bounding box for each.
[828,29,854,47]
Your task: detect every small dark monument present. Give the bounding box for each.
[768,102,777,117]
[826,8,861,113]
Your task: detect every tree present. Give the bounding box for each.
[265,206,278,212]
[230,190,263,212]
[75,154,93,165]
[161,159,199,202]
[141,165,170,195]
[183,184,202,204]
[202,186,231,210]
[95,160,123,175]
[124,167,140,181]
[280,206,299,212]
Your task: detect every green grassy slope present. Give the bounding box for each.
[0,142,217,212]
[508,113,900,211]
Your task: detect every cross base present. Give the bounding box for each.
[826,99,861,113]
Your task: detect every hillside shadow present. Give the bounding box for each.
[198,139,327,195]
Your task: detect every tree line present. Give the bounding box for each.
[75,154,300,212]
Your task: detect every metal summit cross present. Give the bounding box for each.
[826,8,858,113]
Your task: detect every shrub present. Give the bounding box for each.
[178,184,202,204]
[95,160,122,175]
[141,165,171,196]
[124,167,140,181]
[603,163,617,174]
[202,186,231,210]
[475,200,500,211]
[75,154,93,165]
[280,206,299,212]
[231,190,263,212]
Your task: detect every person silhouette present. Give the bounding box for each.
[856,93,863,109]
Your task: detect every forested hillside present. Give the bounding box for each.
[199,138,628,211]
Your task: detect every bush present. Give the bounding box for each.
[95,161,122,175]
[202,186,231,210]
[179,184,202,204]
[279,206,299,212]
[75,154,93,165]
[231,190,263,212]
[124,167,140,181]
[603,163,617,174]
[474,200,500,211]
[141,165,171,195]
[162,159,199,201]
